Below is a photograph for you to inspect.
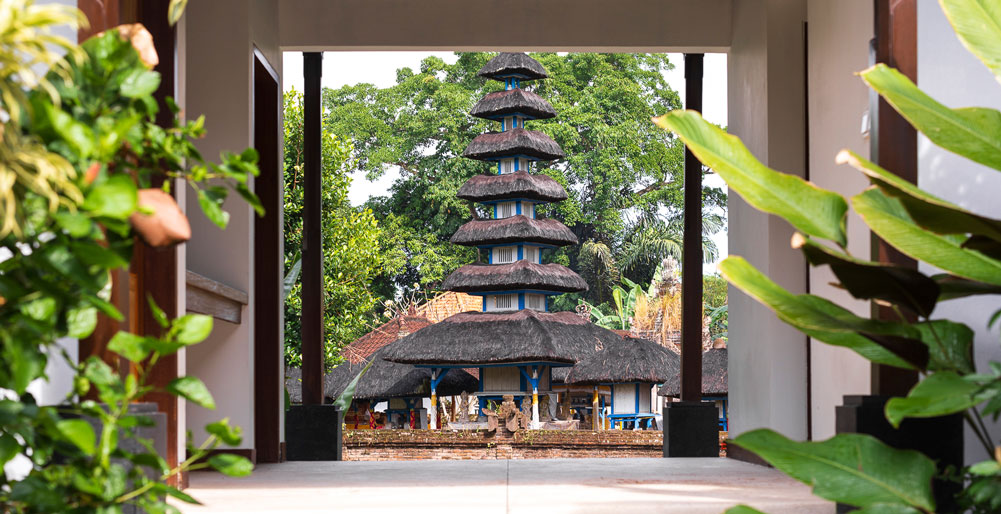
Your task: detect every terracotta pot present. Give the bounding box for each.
[129,188,190,247]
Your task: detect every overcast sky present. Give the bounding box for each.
[283,52,728,273]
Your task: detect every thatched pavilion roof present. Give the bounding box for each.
[457,171,568,203]
[381,310,626,366]
[658,348,728,397]
[471,89,556,120]
[477,52,548,81]
[463,128,564,161]
[441,261,588,293]
[564,337,679,385]
[325,348,478,401]
[451,216,578,247]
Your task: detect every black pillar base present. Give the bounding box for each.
[285,405,343,461]
[836,395,963,513]
[663,401,720,457]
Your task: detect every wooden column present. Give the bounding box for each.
[680,53,705,403]
[300,52,325,405]
[871,0,918,397]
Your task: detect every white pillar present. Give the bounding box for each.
[429,369,438,430]
[531,368,540,429]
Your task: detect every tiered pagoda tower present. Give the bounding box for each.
[444,52,587,311]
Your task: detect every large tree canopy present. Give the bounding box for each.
[323,53,725,306]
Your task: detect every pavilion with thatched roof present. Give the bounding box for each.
[659,346,729,430]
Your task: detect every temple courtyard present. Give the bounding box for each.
[178,458,832,513]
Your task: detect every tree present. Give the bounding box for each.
[283,90,398,369]
[322,53,726,303]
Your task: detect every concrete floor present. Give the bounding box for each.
[179,458,834,513]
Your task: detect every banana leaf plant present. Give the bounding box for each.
[656,1,1001,512]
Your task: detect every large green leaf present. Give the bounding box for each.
[208,453,253,477]
[107,331,151,363]
[939,0,1001,85]
[334,358,376,411]
[720,257,923,369]
[838,150,1001,241]
[851,505,924,514]
[853,188,1001,286]
[55,419,96,456]
[884,371,990,427]
[167,376,216,409]
[82,175,138,220]
[732,429,936,511]
[913,320,975,374]
[794,234,939,317]
[933,274,1001,300]
[171,314,213,345]
[724,507,766,514]
[860,64,1001,172]
[655,110,847,246]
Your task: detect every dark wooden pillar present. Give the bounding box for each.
[680,53,704,403]
[871,0,918,397]
[253,51,283,463]
[300,52,325,405]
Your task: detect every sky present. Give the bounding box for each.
[283,52,728,273]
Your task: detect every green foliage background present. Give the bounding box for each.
[282,91,400,369]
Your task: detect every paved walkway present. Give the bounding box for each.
[179,458,833,513]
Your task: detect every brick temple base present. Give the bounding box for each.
[343,429,667,461]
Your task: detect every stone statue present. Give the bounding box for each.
[519,396,533,428]
[458,391,471,422]
[556,393,572,421]
[484,394,530,433]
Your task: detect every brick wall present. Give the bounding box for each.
[343,429,665,461]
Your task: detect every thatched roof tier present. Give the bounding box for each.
[477,52,548,81]
[323,348,478,401]
[564,337,680,385]
[381,310,626,366]
[658,348,728,397]
[451,216,578,247]
[441,261,588,293]
[471,89,556,120]
[457,171,568,203]
[463,129,564,162]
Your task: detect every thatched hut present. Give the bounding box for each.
[451,216,578,247]
[456,171,568,203]
[659,347,729,430]
[441,261,588,294]
[463,128,565,161]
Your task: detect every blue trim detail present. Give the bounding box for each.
[517,245,523,260]
[518,293,525,310]
[482,296,487,311]
[493,204,497,219]
[430,368,450,392]
[515,202,522,215]
[635,383,640,413]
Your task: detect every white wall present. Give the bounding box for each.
[182,0,281,447]
[726,0,809,441]
[917,1,1001,465]
[805,0,874,441]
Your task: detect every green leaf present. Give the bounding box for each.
[969,460,1001,476]
[56,419,96,456]
[66,305,98,339]
[655,110,847,245]
[913,320,975,374]
[206,418,243,446]
[147,294,169,329]
[167,376,215,409]
[0,433,20,466]
[850,505,923,514]
[731,429,936,511]
[84,357,117,387]
[167,0,189,25]
[21,296,56,321]
[197,187,230,229]
[83,175,138,220]
[334,358,376,411]
[719,256,924,369]
[933,274,1001,300]
[884,371,990,427]
[838,150,1001,241]
[939,0,1001,85]
[853,188,1001,286]
[107,331,150,363]
[119,69,160,98]
[71,241,129,269]
[794,234,939,317]
[55,211,93,237]
[208,453,253,477]
[724,506,767,514]
[171,314,213,344]
[155,483,202,505]
[860,64,1001,172]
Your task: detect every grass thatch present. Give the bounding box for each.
[451,215,577,247]
[463,128,564,161]
[471,89,556,120]
[441,260,588,293]
[658,347,728,397]
[563,336,679,385]
[457,171,568,203]
[477,52,548,81]
[381,310,626,366]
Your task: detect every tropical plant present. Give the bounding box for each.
[282,90,399,370]
[657,1,1001,512]
[1,3,256,512]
